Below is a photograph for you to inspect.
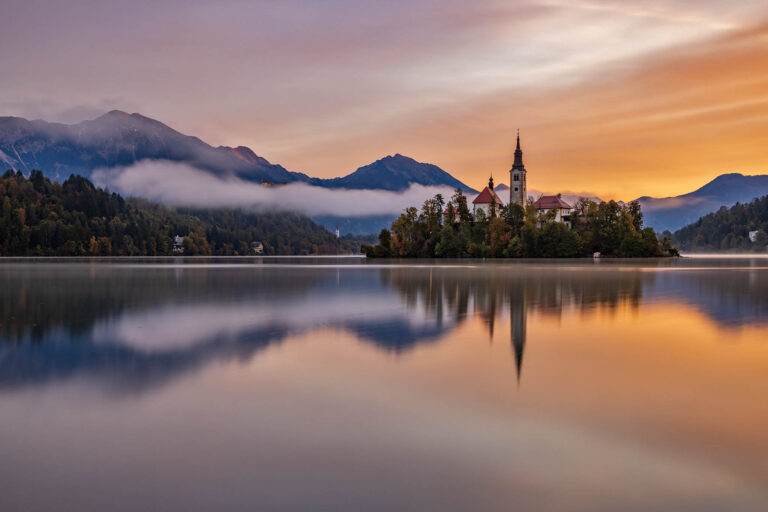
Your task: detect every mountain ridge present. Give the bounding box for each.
[0,111,474,192]
[634,173,768,232]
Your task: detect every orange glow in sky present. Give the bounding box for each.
[2,1,768,199]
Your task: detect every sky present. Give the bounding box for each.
[2,0,768,199]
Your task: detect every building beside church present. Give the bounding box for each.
[532,195,573,223]
[506,132,574,224]
[469,131,575,225]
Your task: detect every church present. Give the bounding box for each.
[472,132,573,223]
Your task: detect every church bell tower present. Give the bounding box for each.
[509,130,527,207]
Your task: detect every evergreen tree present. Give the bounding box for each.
[0,171,359,256]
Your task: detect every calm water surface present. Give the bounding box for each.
[1,257,767,511]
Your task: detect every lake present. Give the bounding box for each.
[1,257,767,511]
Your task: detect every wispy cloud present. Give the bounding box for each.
[3,0,768,199]
[92,160,454,217]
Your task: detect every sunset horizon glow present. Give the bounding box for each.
[2,0,767,200]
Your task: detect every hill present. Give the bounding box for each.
[0,111,474,191]
[672,194,768,252]
[0,170,357,256]
[635,173,768,232]
[312,154,475,192]
[0,111,302,183]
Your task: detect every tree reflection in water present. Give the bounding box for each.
[1,259,767,394]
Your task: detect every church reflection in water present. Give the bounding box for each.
[386,264,649,382]
[1,260,768,394]
[511,291,526,383]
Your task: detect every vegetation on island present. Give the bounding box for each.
[0,170,357,256]
[362,189,678,258]
[672,194,768,252]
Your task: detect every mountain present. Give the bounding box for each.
[672,193,768,252]
[0,111,473,191]
[0,170,357,256]
[313,153,476,192]
[0,111,303,183]
[635,173,768,233]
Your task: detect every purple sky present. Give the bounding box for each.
[2,0,768,197]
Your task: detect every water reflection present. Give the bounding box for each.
[2,260,768,511]
[1,259,767,394]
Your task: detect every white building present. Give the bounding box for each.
[172,235,184,254]
[532,195,573,223]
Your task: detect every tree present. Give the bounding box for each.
[502,202,525,236]
[488,217,508,257]
[88,236,99,256]
[452,189,471,224]
[0,172,359,256]
[444,202,456,225]
[376,228,393,257]
[434,225,457,257]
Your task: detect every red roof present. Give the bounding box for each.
[532,195,572,210]
[472,187,504,205]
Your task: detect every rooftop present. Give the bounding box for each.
[533,195,572,210]
[473,187,504,205]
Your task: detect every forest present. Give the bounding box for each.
[672,194,768,252]
[0,170,357,256]
[362,189,677,258]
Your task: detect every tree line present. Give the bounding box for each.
[672,194,768,252]
[362,189,677,258]
[0,170,357,256]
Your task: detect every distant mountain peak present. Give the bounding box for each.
[0,110,476,193]
[98,110,148,121]
[218,145,272,167]
[378,153,412,164]
[86,109,177,135]
[636,172,768,232]
[322,153,475,192]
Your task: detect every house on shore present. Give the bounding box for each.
[532,195,573,223]
[173,235,184,254]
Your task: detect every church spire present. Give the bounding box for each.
[488,172,494,190]
[513,129,524,170]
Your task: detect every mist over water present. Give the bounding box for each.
[1,258,767,511]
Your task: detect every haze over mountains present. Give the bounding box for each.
[2,110,767,235]
[0,110,474,192]
[635,174,768,233]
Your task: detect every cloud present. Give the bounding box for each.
[92,160,455,217]
[4,1,768,200]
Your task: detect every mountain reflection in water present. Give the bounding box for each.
[1,259,767,394]
[2,258,768,512]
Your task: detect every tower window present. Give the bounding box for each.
[514,187,518,191]
[513,175,520,181]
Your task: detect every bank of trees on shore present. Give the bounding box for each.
[672,194,768,252]
[362,189,677,258]
[0,171,356,256]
